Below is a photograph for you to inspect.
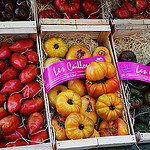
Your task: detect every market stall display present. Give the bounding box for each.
[39,23,136,150]
[111,26,150,143]
[0,27,52,149]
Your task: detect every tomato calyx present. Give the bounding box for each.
[76,49,85,59]
[54,44,59,49]
[128,0,136,7]
[45,12,55,18]
[67,99,74,105]
[98,50,106,56]
[55,114,65,129]
[57,90,62,95]
[109,104,115,110]
[78,123,84,130]
[87,77,108,84]
[66,0,72,4]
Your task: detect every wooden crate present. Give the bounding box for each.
[0,0,37,29]
[0,27,53,150]
[110,26,150,144]
[36,0,108,25]
[102,0,150,25]
[39,24,136,150]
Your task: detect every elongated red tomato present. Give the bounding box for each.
[24,50,38,64]
[0,61,5,72]
[0,79,23,95]
[0,94,6,106]
[27,112,44,134]
[6,140,28,147]
[4,126,28,141]
[0,66,19,84]
[0,46,12,60]
[19,97,44,115]
[0,115,19,135]
[22,81,41,98]
[10,53,27,70]
[9,39,34,52]
[7,94,23,113]
[0,107,8,119]
[29,129,48,145]
[19,64,39,83]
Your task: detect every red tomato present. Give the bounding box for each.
[24,50,38,64]
[82,0,99,16]
[9,39,34,53]
[4,126,28,141]
[39,9,60,19]
[10,53,27,70]
[0,79,23,95]
[7,94,23,113]
[63,13,80,19]
[0,61,5,72]
[19,97,44,115]
[0,46,12,60]
[19,64,39,83]
[115,7,130,18]
[88,15,99,19]
[0,141,6,148]
[135,0,147,13]
[0,94,6,106]
[0,134,2,140]
[1,42,10,48]
[39,0,53,3]
[27,112,44,134]
[131,13,146,18]
[0,115,19,135]
[6,140,28,147]
[0,66,19,84]
[146,1,150,12]
[54,0,81,14]
[29,129,48,145]
[22,81,41,99]
[121,2,137,14]
[0,107,8,119]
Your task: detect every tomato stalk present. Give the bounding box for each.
[86,77,108,84]
[67,99,74,105]
[66,0,72,4]
[78,124,84,130]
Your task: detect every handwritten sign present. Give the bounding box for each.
[43,56,106,93]
[117,62,150,83]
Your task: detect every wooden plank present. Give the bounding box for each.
[111,19,150,25]
[0,21,36,28]
[41,25,111,32]
[40,19,109,25]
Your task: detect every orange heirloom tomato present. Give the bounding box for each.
[92,46,112,63]
[65,112,94,139]
[66,45,91,60]
[44,37,68,58]
[85,62,117,81]
[89,129,100,138]
[98,118,128,136]
[55,90,82,117]
[68,78,87,96]
[47,85,68,108]
[52,114,68,141]
[96,93,124,121]
[80,95,97,123]
[86,77,120,98]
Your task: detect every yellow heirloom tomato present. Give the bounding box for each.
[65,112,94,139]
[55,90,82,117]
[44,37,68,58]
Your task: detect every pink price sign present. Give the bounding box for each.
[43,56,106,93]
[117,62,150,83]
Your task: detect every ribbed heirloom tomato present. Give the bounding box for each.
[54,0,81,14]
